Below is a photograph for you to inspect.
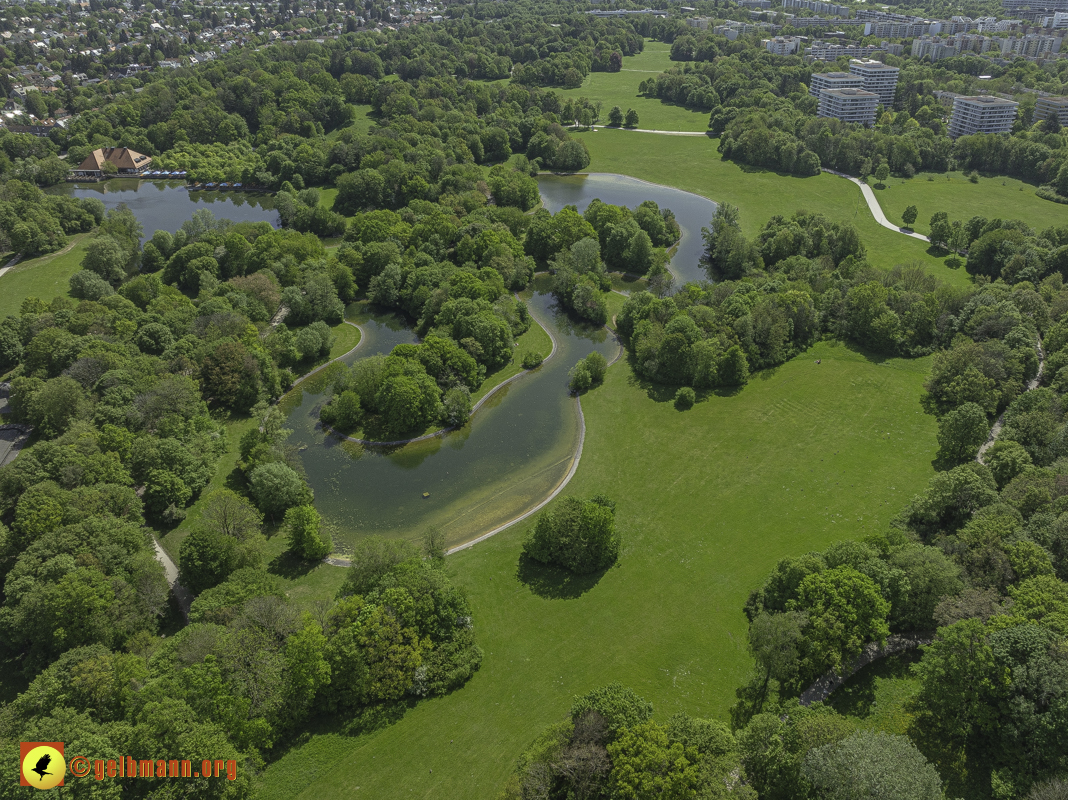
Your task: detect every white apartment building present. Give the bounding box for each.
[686,16,711,29]
[1044,11,1068,29]
[948,95,1019,137]
[863,20,932,37]
[818,88,879,126]
[763,36,801,54]
[809,71,863,98]
[806,40,883,60]
[849,59,899,107]
[1035,96,1068,125]
[999,33,1063,56]
[781,0,850,16]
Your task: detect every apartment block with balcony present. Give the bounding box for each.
[763,36,802,54]
[1035,96,1068,126]
[808,71,863,98]
[806,40,883,60]
[817,88,879,126]
[849,59,899,107]
[948,95,1019,137]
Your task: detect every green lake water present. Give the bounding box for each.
[48,179,279,242]
[536,172,717,286]
[282,282,617,551]
[61,174,713,550]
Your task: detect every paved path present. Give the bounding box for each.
[0,254,21,280]
[151,536,193,620]
[977,336,1045,464]
[818,169,932,243]
[590,125,709,137]
[285,319,364,392]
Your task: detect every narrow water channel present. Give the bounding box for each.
[283,280,617,550]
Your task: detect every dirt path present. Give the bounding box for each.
[0,235,83,280]
[977,336,1045,464]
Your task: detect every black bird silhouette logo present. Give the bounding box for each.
[31,754,52,782]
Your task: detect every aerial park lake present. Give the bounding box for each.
[49,179,280,241]
[56,175,715,550]
[284,175,718,550]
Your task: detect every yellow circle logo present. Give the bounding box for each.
[21,745,65,790]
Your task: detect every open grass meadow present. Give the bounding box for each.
[0,234,90,317]
[576,130,973,289]
[873,171,1067,236]
[256,338,939,800]
[559,41,709,132]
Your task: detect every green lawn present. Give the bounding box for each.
[257,338,939,800]
[872,172,1067,236]
[577,130,972,288]
[0,234,91,317]
[829,651,922,737]
[559,41,708,133]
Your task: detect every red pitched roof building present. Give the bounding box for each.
[72,147,152,177]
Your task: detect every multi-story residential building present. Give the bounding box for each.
[1035,96,1068,126]
[789,16,864,27]
[999,33,1063,56]
[912,33,993,60]
[849,59,899,107]
[1045,11,1068,29]
[809,71,863,98]
[740,0,773,8]
[855,9,925,23]
[806,40,882,60]
[686,16,712,29]
[1003,0,1068,10]
[818,87,879,126]
[948,95,1019,137]
[781,0,850,16]
[863,20,932,37]
[882,41,905,55]
[763,35,802,54]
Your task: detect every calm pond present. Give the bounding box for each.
[283,282,617,551]
[287,175,716,550]
[55,175,714,549]
[48,179,279,242]
[537,173,717,286]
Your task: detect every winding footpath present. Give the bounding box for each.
[589,125,709,137]
[977,336,1045,464]
[821,168,931,243]
[446,327,625,556]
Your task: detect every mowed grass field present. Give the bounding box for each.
[873,171,1067,236]
[559,41,709,132]
[257,339,938,800]
[576,129,972,288]
[0,234,90,317]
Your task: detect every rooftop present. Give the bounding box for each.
[823,88,878,97]
[957,95,1019,105]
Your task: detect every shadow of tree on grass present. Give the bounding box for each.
[268,549,319,580]
[516,554,607,600]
